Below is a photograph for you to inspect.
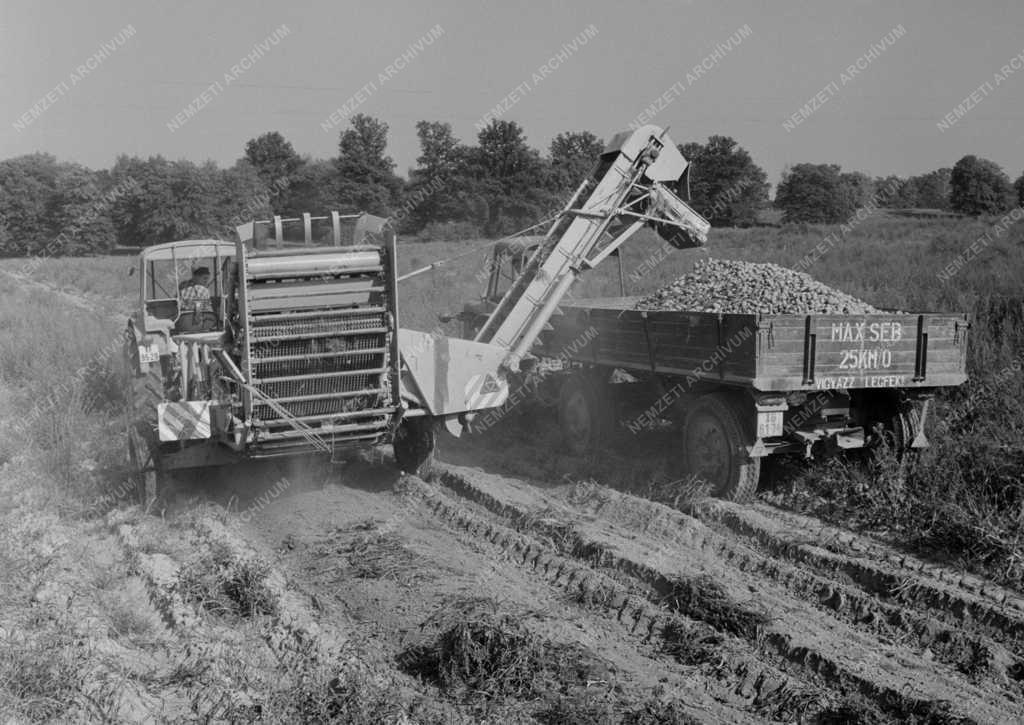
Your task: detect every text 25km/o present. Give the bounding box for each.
[838,347,893,370]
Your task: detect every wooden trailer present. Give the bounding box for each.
[536,297,970,501]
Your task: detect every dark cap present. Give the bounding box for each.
[193,266,211,276]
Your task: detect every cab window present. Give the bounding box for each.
[144,255,225,323]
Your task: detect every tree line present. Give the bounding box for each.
[776,156,1024,223]
[1,114,1022,257]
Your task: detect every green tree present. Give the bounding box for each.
[47,163,118,254]
[469,119,553,236]
[109,155,172,245]
[335,114,403,215]
[0,153,62,255]
[401,120,468,232]
[839,171,874,212]
[676,136,768,226]
[218,160,275,236]
[775,164,852,224]
[0,154,119,256]
[160,160,224,240]
[913,168,952,210]
[548,130,603,192]
[0,212,9,255]
[285,159,340,216]
[110,156,247,245]
[244,131,304,188]
[873,175,904,208]
[1015,171,1024,208]
[950,155,1015,216]
[413,120,463,182]
[896,177,920,208]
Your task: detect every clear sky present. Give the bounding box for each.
[3,0,1023,189]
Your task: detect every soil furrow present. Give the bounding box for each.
[432,465,1022,722]
[113,521,201,633]
[229,472,764,723]
[529,476,1024,692]
[695,501,1024,654]
[752,500,1024,613]
[397,475,833,722]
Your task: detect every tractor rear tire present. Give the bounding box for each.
[682,393,760,503]
[127,422,162,507]
[394,416,436,477]
[558,372,612,456]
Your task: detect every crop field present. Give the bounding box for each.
[1,212,1023,722]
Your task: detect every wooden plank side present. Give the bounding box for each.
[764,348,964,364]
[543,304,968,393]
[543,307,760,381]
[758,312,968,390]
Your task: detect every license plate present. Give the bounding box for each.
[138,344,160,364]
[756,411,784,438]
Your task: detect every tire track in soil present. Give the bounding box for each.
[186,512,453,724]
[232,474,761,723]
[749,499,1024,615]
[553,487,1024,694]
[428,464,1024,723]
[394,476,817,723]
[113,519,201,633]
[693,500,1024,660]
[111,508,432,723]
[110,516,270,720]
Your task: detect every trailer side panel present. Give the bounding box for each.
[543,299,969,392]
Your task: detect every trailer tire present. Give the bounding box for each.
[558,372,612,455]
[682,393,760,503]
[867,406,923,476]
[394,416,436,477]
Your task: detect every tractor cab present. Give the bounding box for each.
[134,240,235,340]
[457,237,541,339]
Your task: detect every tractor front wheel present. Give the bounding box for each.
[394,416,436,476]
[127,422,164,509]
[124,334,168,510]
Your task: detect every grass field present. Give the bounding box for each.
[1,209,1022,588]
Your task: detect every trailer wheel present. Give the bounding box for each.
[867,405,923,474]
[682,393,760,503]
[558,372,611,455]
[394,416,436,476]
[881,411,914,452]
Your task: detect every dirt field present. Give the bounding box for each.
[2,217,1023,722]
[5,412,1023,721]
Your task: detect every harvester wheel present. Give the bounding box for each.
[394,416,436,476]
[558,372,612,455]
[682,393,760,503]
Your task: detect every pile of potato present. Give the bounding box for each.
[635,258,882,315]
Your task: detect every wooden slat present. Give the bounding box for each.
[763,349,964,363]
[543,304,968,392]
